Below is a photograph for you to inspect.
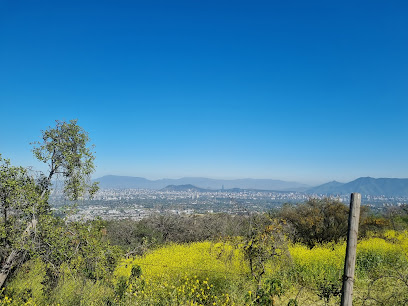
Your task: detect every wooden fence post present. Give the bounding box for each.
[341,192,361,306]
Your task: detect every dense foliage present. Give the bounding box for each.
[2,224,408,305]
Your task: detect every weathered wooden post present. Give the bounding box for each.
[341,192,361,306]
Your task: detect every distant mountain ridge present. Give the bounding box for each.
[95,175,309,191]
[308,177,408,197]
[95,175,408,197]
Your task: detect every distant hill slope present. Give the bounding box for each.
[161,184,208,192]
[95,175,309,191]
[308,177,408,197]
[95,175,157,189]
[307,181,344,194]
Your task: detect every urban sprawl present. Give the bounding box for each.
[50,188,408,221]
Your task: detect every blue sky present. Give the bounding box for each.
[1,0,407,185]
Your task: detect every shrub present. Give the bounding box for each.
[279,198,350,248]
[2,258,47,305]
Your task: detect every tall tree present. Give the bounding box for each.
[0,119,99,288]
[32,119,99,200]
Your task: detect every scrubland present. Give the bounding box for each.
[2,200,408,305]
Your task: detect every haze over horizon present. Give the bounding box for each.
[1,1,407,185]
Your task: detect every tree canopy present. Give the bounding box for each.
[1,119,100,289]
[32,119,99,200]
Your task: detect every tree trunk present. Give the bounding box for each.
[0,219,37,289]
[0,250,20,288]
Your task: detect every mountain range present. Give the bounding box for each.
[94,175,408,197]
[95,175,309,191]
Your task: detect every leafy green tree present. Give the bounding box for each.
[0,120,99,289]
[31,119,99,200]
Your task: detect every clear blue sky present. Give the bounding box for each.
[1,0,407,185]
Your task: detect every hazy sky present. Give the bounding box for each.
[1,0,407,185]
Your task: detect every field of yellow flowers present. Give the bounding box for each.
[1,230,408,305]
[109,230,408,305]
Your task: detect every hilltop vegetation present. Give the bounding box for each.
[2,121,408,305]
[2,208,408,305]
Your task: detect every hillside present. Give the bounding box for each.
[308,177,408,197]
[160,184,209,192]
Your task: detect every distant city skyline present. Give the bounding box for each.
[1,1,407,185]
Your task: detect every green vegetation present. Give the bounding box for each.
[2,120,408,305]
[2,227,408,305]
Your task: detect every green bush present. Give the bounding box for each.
[3,258,47,305]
